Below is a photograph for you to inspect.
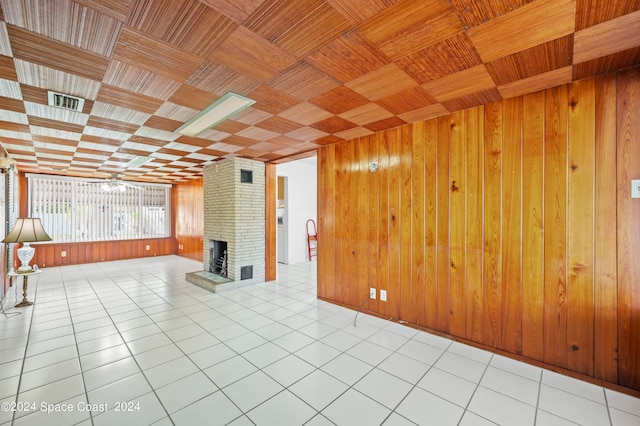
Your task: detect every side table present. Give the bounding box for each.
[8,269,42,308]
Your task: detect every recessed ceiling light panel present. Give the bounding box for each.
[177,92,256,137]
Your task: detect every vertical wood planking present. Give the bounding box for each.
[449,111,466,337]
[436,116,451,332]
[567,79,596,375]
[593,74,618,383]
[368,135,380,313]
[484,101,503,347]
[335,141,350,306]
[399,125,413,322]
[543,85,568,369]
[357,137,371,311]
[378,132,391,317]
[424,118,439,329]
[411,121,427,325]
[617,68,640,390]
[501,97,523,354]
[522,91,545,361]
[388,128,402,319]
[465,107,484,342]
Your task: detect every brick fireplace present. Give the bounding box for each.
[187,157,265,292]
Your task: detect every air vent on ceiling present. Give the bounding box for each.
[47,91,85,112]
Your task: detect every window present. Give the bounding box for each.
[28,174,170,242]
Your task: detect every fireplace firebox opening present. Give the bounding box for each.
[209,240,228,277]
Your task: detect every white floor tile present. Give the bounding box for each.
[262,354,316,387]
[93,391,166,426]
[294,341,341,367]
[223,371,284,412]
[155,371,218,414]
[289,369,348,410]
[468,386,536,426]
[538,384,610,426]
[396,386,464,426]
[377,352,430,385]
[144,356,200,389]
[203,355,258,388]
[346,340,393,366]
[417,367,476,407]
[480,366,540,406]
[247,390,316,426]
[170,391,242,426]
[434,351,487,384]
[322,388,391,426]
[87,372,152,411]
[354,368,413,409]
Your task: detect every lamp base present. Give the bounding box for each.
[15,300,33,308]
[17,243,35,272]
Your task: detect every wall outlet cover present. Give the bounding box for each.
[632,180,640,198]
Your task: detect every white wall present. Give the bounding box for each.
[276,157,317,264]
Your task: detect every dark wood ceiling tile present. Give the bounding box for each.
[0,96,26,114]
[468,0,576,62]
[127,0,237,56]
[315,134,344,145]
[338,103,393,126]
[486,35,574,85]
[127,135,167,147]
[376,86,438,115]
[256,116,303,134]
[358,0,463,59]
[278,102,333,125]
[200,0,264,23]
[211,119,250,134]
[221,135,257,148]
[245,0,352,58]
[74,0,134,22]
[576,0,640,30]
[573,46,640,81]
[0,120,29,133]
[0,55,17,80]
[441,87,502,111]
[423,65,497,102]
[33,135,81,147]
[208,26,298,83]
[113,27,204,81]
[267,63,340,100]
[168,84,220,111]
[363,116,406,132]
[97,84,163,114]
[305,30,390,83]
[309,85,370,114]
[397,103,449,123]
[449,0,535,28]
[144,115,183,133]
[397,32,483,83]
[87,116,140,134]
[247,85,302,114]
[310,115,358,133]
[8,25,110,82]
[174,135,217,148]
[325,0,399,26]
[186,61,262,97]
[28,116,85,134]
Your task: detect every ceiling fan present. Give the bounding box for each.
[100,174,144,192]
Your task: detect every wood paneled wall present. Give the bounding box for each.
[317,67,640,393]
[174,178,204,262]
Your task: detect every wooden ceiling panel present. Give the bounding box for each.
[112,27,204,81]
[498,66,572,99]
[325,0,400,26]
[422,65,497,102]
[309,85,370,115]
[574,10,640,64]
[449,0,535,28]
[207,25,297,83]
[358,0,463,59]
[8,25,110,82]
[127,0,237,56]
[186,61,261,97]
[376,86,438,115]
[245,0,352,58]
[97,84,163,114]
[305,30,390,83]
[247,85,302,115]
[345,63,418,101]
[468,0,576,62]
[486,35,574,85]
[2,0,121,56]
[267,63,340,100]
[576,0,640,30]
[103,61,181,100]
[0,0,637,182]
[398,32,483,83]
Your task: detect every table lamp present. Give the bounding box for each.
[3,218,52,272]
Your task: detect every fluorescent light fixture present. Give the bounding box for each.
[126,155,153,168]
[176,92,256,137]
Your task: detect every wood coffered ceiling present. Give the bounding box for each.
[0,0,638,183]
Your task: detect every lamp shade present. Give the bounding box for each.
[3,218,52,243]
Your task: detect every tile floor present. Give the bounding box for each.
[0,255,639,426]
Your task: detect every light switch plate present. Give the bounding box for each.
[632,180,640,198]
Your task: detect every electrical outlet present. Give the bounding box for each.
[632,180,640,198]
[380,289,387,302]
[370,287,376,299]
[145,245,150,250]
[60,251,66,257]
